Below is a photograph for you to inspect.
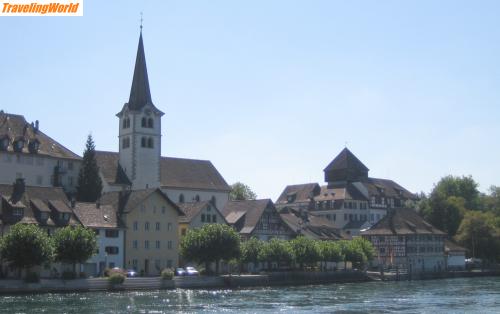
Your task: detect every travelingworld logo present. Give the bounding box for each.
[1,0,83,16]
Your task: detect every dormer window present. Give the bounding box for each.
[60,213,70,221]
[13,138,25,152]
[0,136,9,151]
[28,139,40,154]
[12,208,24,217]
[40,212,49,221]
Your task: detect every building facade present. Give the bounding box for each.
[100,188,184,276]
[276,148,417,235]
[0,112,81,194]
[177,201,227,237]
[361,208,447,274]
[221,199,295,241]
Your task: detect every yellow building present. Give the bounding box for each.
[101,188,184,275]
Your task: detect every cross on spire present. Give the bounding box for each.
[140,12,143,31]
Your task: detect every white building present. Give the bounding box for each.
[0,111,81,193]
[72,202,124,276]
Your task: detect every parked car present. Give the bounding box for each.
[185,266,199,276]
[175,268,186,276]
[126,269,138,277]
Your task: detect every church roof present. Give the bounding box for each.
[128,32,152,111]
[324,147,369,173]
[0,111,80,160]
[94,151,230,192]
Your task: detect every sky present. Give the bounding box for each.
[1,0,499,200]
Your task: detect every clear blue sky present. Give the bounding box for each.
[1,0,499,200]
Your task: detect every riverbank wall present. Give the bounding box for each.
[0,270,498,294]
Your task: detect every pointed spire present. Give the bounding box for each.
[128,31,152,110]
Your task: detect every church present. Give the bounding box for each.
[95,31,231,209]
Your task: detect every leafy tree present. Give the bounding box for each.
[455,211,500,261]
[290,236,320,269]
[431,175,481,210]
[345,241,367,269]
[180,224,240,274]
[318,241,343,269]
[230,182,257,201]
[53,226,98,273]
[76,134,103,202]
[258,238,294,269]
[0,224,54,277]
[240,237,264,266]
[351,237,376,262]
[421,195,466,236]
[482,185,500,216]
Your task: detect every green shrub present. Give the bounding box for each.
[108,273,125,285]
[25,272,40,283]
[161,268,174,280]
[62,271,76,280]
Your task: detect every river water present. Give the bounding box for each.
[0,276,498,313]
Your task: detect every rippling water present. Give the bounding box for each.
[0,277,499,313]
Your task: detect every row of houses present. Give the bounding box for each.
[0,29,466,277]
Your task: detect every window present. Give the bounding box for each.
[141,137,146,147]
[206,215,211,223]
[201,214,206,222]
[344,214,348,221]
[105,230,119,238]
[141,117,147,127]
[68,176,74,186]
[68,162,74,171]
[13,208,24,217]
[133,240,138,249]
[145,222,150,231]
[333,214,336,221]
[147,118,153,128]
[162,206,166,214]
[40,212,49,220]
[212,215,217,223]
[179,194,185,203]
[380,247,386,253]
[155,222,160,231]
[156,240,160,249]
[105,246,119,255]
[167,240,172,249]
[147,137,154,148]
[145,240,150,249]
[167,223,172,231]
[61,213,70,220]
[122,137,130,149]
[133,221,138,231]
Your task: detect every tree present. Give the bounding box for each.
[259,238,294,269]
[455,211,500,262]
[290,236,320,269]
[241,237,264,267]
[345,241,367,269]
[180,224,240,274]
[53,226,98,274]
[351,237,376,262]
[482,185,500,216]
[76,134,103,202]
[431,175,481,210]
[318,241,343,270]
[0,224,54,277]
[230,182,257,201]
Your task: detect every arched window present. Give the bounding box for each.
[141,117,147,127]
[141,137,146,147]
[195,195,200,202]
[147,118,154,128]
[147,137,154,148]
[179,194,185,203]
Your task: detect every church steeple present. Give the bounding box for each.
[128,31,152,110]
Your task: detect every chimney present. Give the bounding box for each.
[35,120,39,133]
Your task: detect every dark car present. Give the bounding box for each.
[175,268,186,276]
[126,269,138,277]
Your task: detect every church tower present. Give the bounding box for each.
[116,30,163,190]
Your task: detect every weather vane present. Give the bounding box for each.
[140,12,143,31]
